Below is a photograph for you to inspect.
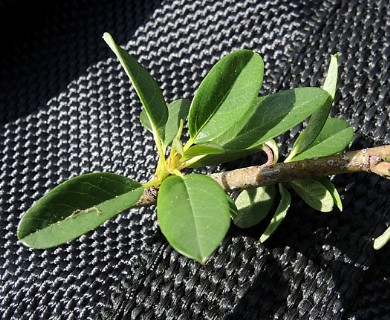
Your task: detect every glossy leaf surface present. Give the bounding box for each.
[233,185,275,228]
[190,88,332,167]
[290,118,353,161]
[103,33,168,141]
[288,54,339,160]
[290,179,334,212]
[189,50,264,143]
[157,174,230,263]
[18,173,143,249]
[218,87,332,151]
[260,184,291,243]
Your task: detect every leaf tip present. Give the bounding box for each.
[333,52,341,60]
[259,235,267,244]
[373,226,390,250]
[102,32,116,52]
[102,32,112,42]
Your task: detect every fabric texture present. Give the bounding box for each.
[1,0,389,319]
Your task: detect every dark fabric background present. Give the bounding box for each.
[1,0,389,319]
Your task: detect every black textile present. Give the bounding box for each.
[1,0,389,319]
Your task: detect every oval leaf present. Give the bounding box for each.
[233,185,275,228]
[218,87,332,151]
[322,53,340,100]
[140,98,190,147]
[290,179,334,212]
[157,174,230,264]
[17,173,143,249]
[317,177,343,211]
[103,33,168,141]
[290,118,354,161]
[260,184,291,243]
[189,50,264,143]
[189,88,332,166]
[287,54,339,160]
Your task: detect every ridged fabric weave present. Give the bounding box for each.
[0,0,389,319]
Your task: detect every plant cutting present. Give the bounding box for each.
[17,33,390,264]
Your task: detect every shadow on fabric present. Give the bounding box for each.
[0,0,163,125]
[225,160,390,319]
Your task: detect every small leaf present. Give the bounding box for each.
[288,104,331,159]
[322,53,340,99]
[290,118,354,161]
[157,174,230,263]
[219,87,332,151]
[260,184,291,243]
[103,33,168,142]
[182,142,224,162]
[317,177,343,211]
[373,226,390,250]
[140,99,190,147]
[233,185,275,228]
[172,137,185,156]
[290,179,334,212]
[189,50,264,143]
[17,173,143,249]
[287,54,340,159]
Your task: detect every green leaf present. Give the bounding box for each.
[181,142,224,162]
[287,54,339,160]
[374,226,390,250]
[233,185,275,228]
[172,137,185,156]
[103,33,168,142]
[290,179,334,212]
[140,99,190,147]
[289,118,354,161]
[187,148,258,168]
[188,50,264,143]
[317,177,343,211]
[17,173,143,249]
[189,88,332,167]
[219,87,332,151]
[226,195,238,219]
[322,53,340,99]
[157,174,230,263]
[260,184,291,243]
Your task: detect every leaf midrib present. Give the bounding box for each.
[182,180,204,259]
[21,187,142,239]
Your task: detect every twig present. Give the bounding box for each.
[136,145,390,207]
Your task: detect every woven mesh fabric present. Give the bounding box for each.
[0,0,389,319]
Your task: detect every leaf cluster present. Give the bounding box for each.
[18,33,356,263]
